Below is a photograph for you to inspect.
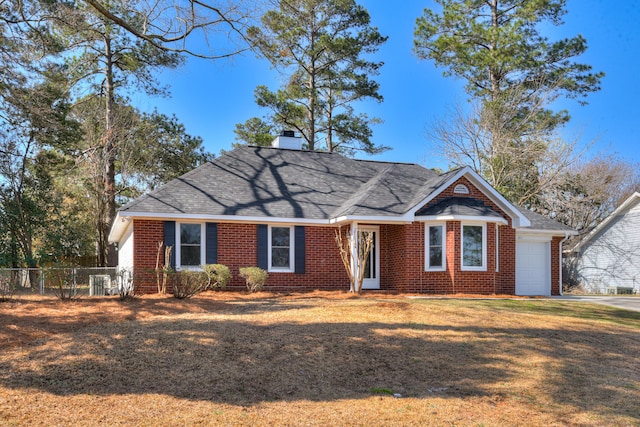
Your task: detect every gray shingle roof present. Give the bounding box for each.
[515,206,575,232]
[118,145,572,234]
[120,146,441,220]
[416,196,505,219]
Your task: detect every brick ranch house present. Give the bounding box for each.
[108,133,575,295]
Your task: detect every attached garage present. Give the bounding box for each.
[516,237,551,296]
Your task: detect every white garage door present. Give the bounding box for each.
[516,239,551,296]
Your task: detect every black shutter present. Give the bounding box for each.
[163,221,176,270]
[257,224,268,270]
[294,226,305,274]
[206,222,218,264]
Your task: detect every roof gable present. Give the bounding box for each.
[405,167,531,228]
[573,192,640,251]
[331,162,443,218]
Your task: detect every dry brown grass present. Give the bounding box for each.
[0,291,639,426]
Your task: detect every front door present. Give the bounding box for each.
[359,226,380,290]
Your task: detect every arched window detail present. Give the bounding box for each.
[454,184,469,194]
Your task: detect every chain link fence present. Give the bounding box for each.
[0,267,131,298]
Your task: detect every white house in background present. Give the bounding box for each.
[571,192,640,293]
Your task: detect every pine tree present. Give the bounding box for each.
[414,0,604,203]
[239,0,388,154]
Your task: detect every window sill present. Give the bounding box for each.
[268,267,295,273]
[461,266,487,272]
[176,266,204,271]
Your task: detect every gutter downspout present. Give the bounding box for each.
[559,232,571,296]
[420,222,424,293]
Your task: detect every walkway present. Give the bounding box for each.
[554,295,640,312]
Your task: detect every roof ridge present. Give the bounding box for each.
[247,145,421,166]
[331,163,396,218]
[572,191,640,251]
[407,169,459,209]
[351,158,419,166]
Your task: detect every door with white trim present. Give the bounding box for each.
[359,226,380,290]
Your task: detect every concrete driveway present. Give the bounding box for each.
[553,295,640,312]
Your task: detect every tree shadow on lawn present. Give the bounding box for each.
[0,311,638,421]
[0,296,317,348]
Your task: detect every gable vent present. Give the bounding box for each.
[454,184,470,194]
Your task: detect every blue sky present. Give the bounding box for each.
[140,0,640,169]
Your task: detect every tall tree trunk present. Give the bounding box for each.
[99,31,117,267]
[14,138,39,285]
[326,84,334,152]
[488,0,499,101]
[308,73,316,150]
[307,24,317,151]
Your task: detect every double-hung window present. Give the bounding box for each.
[425,223,446,270]
[268,226,294,272]
[177,223,204,269]
[461,223,486,271]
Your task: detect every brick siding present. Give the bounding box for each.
[132,219,165,294]
[219,223,350,291]
[377,177,518,294]
[129,177,560,295]
[132,220,350,293]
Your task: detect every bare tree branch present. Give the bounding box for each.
[84,0,259,59]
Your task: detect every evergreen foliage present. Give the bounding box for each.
[238,0,388,155]
[0,0,214,268]
[414,0,604,205]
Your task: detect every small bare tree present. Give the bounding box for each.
[430,94,588,208]
[0,274,15,302]
[83,0,258,59]
[335,226,374,293]
[538,155,640,247]
[46,269,78,300]
[155,241,172,294]
[115,269,135,300]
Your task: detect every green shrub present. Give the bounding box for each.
[202,264,231,290]
[172,270,207,299]
[239,267,268,293]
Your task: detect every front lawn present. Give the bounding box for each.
[1,292,638,426]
